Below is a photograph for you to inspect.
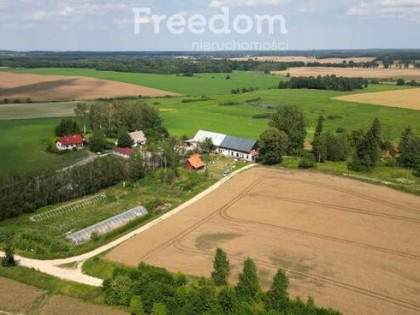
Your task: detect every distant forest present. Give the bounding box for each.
[0,49,419,74]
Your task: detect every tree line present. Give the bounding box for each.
[278,75,367,91]
[0,154,146,221]
[258,105,420,176]
[0,57,304,74]
[103,248,340,315]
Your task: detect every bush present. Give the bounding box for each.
[1,241,16,267]
[219,100,240,106]
[336,127,346,133]
[298,154,316,169]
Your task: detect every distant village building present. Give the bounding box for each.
[114,147,134,159]
[184,153,205,171]
[56,134,84,151]
[115,130,147,147]
[185,130,259,162]
[129,131,147,146]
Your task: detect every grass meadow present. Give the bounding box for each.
[0,118,88,174]
[153,85,420,140]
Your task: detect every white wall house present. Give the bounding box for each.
[56,135,84,151]
[187,130,258,162]
[218,135,258,162]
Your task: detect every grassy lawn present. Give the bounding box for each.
[0,156,248,259]
[2,68,284,95]
[0,118,89,174]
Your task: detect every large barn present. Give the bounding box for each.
[219,135,258,161]
[186,130,258,162]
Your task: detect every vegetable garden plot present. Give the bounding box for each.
[30,194,107,222]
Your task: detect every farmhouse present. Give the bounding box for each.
[186,130,258,162]
[115,130,147,147]
[129,130,147,146]
[56,134,84,151]
[114,147,134,159]
[219,135,258,162]
[184,153,205,171]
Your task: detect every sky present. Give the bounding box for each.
[0,0,420,51]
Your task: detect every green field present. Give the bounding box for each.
[152,86,420,141]
[0,118,88,174]
[0,101,78,120]
[2,68,284,95]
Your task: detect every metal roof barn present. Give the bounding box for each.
[219,135,258,153]
[192,130,227,146]
[66,206,148,245]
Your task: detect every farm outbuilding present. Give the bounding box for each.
[66,206,148,245]
[114,147,134,159]
[56,134,84,151]
[184,153,205,171]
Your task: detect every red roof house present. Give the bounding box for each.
[56,134,84,151]
[114,147,134,159]
[184,154,205,171]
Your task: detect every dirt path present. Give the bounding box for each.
[0,164,256,287]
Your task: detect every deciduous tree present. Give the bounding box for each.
[212,248,230,286]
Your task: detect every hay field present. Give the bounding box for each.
[230,56,375,64]
[0,72,180,102]
[273,67,420,80]
[0,277,46,313]
[106,167,420,315]
[334,88,420,111]
[39,295,127,315]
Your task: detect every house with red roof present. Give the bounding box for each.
[56,134,84,151]
[184,154,205,171]
[114,147,134,159]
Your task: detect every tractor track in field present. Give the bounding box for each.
[264,174,420,215]
[247,192,420,224]
[141,179,264,262]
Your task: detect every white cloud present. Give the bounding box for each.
[209,0,289,8]
[346,0,420,21]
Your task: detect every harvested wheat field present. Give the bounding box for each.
[334,88,420,111]
[273,67,420,80]
[230,56,375,64]
[106,167,420,315]
[0,72,180,102]
[0,277,46,313]
[39,295,127,315]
